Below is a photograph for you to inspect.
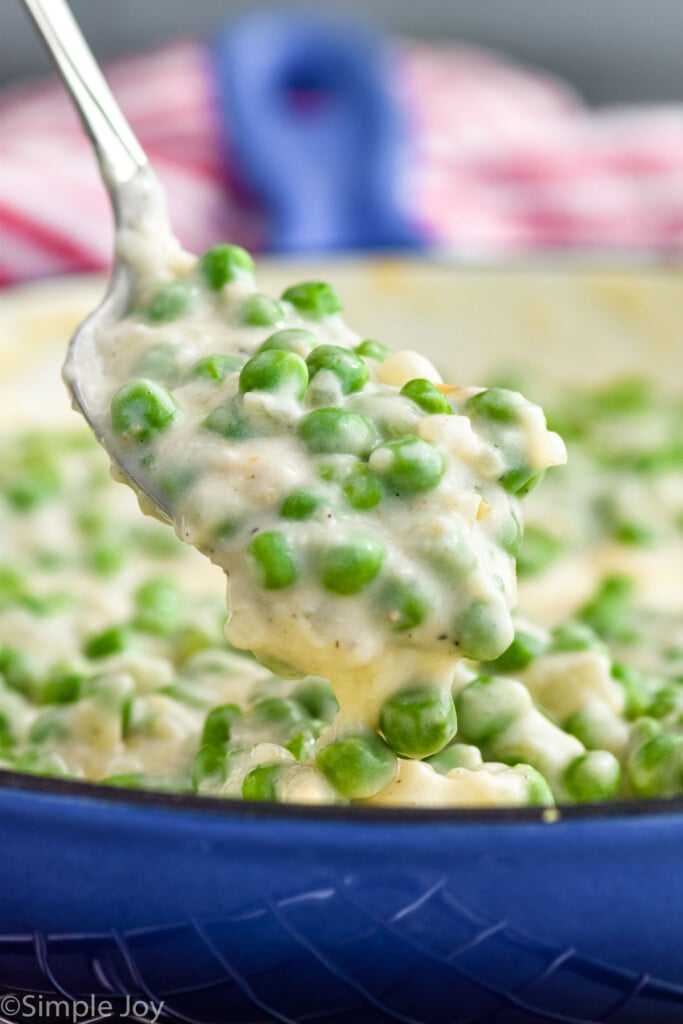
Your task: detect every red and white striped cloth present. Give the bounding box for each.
[1,39,682,285]
[403,46,683,254]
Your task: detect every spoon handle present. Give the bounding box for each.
[20,0,148,193]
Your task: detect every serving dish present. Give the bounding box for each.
[1,262,682,1023]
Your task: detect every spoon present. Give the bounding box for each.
[21,0,175,517]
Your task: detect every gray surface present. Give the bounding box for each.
[4,0,683,104]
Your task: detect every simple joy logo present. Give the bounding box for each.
[0,993,165,1022]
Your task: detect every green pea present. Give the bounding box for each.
[85,543,126,577]
[0,645,32,693]
[144,281,193,323]
[380,685,457,759]
[75,509,106,537]
[248,532,298,590]
[5,464,61,511]
[120,695,152,739]
[0,565,25,602]
[10,749,68,778]
[628,717,661,749]
[499,509,523,558]
[612,519,655,546]
[516,528,565,577]
[202,396,252,440]
[320,537,385,594]
[101,773,146,790]
[292,678,339,723]
[551,621,607,655]
[281,489,323,520]
[286,729,318,761]
[251,697,309,732]
[316,731,397,799]
[590,376,653,417]
[0,710,14,745]
[111,379,178,444]
[455,600,512,662]
[627,726,683,797]
[199,243,253,289]
[83,626,129,660]
[282,281,342,320]
[647,686,683,721]
[306,345,369,395]
[242,763,283,801]
[341,465,383,510]
[259,328,318,358]
[484,629,547,673]
[564,751,621,803]
[201,704,241,747]
[298,408,376,457]
[39,671,85,705]
[520,765,555,806]
[455,675,530,744]
[0,571,21,608]
[370,436,445,496]
[354,339,389,363]
[501,466,545,498]
[239,349,308,398]
[377,577,430,632]
[174,626,215,664]
[564,706,614,750]
[425,742,481,774]
[191,743,228,792]
[610,663,654,719]
[239,294,285,327]
[191,353,244,383]
[132,343,181,386]
[132,578,181,636]
[19,591,73,617]
[579,574,636,641]
[135,577,180,616]
[466,387,520,424]
[0,568,23,609]
[400,379,453,416]
[114,770,183,794]
[28,710,69,744]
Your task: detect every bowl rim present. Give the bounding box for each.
[1,767,682,825]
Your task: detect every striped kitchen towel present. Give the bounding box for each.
[1,36,682,285]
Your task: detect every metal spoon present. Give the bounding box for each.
[21,0,175,517]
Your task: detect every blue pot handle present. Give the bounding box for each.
[210,10,424,253]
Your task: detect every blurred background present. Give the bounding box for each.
[2,0,682,285]
[3,0,683,101]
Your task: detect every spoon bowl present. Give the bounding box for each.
[22,0,174,517]
[62,168,178,520]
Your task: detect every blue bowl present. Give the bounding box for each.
[1,771,682,1023]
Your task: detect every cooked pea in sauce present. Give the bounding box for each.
[3,244,683,806]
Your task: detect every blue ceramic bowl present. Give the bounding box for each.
[0,771,682,1024]
[4,255,683,1022]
